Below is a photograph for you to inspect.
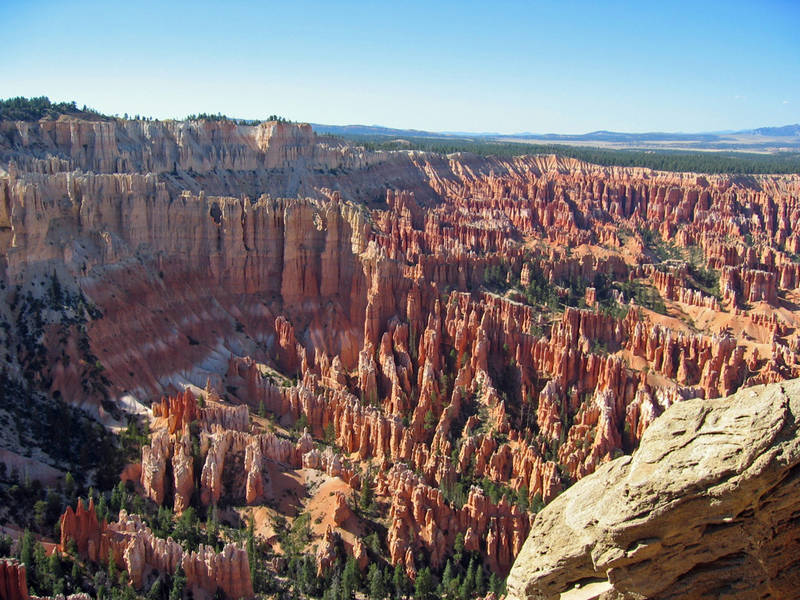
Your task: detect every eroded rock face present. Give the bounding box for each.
[0,559,28,600]
[60,503,253,599]
[6,118,800,584]
[506,379,800,600]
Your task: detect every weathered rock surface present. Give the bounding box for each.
[506,379,800,600]
[5,116,800,585]
[0,559,28,600]
[60,503,253,599]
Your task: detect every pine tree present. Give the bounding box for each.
[240,514,257,590]
[19,529,34,567]
[97,494,109,523]
[475,565,486,596]
[48,550,63,581]
[369,564,387,600]
[170,566,186,600]
[64,472,76,499]
[148,577,163,600]
[342,557,360,599]
[393,563,408,599]
[458,558,476,600]
[111,481,127,512]
[33,541,49,594]
[442,560,457,598]
[206,505,219,549]
[359,471,375,514]
[488,573,500,597]
[414,567,434,600]
[453,532,465,562]
[107,548,117,581]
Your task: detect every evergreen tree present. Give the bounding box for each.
[107,548,117,581]
[33,500,48,531]
[206,505,219,549]
[342,557,360,599]
[359,471,375,514]
[110,481,127,512]
[48,550,63,582]
[414,567,434,600]
[170,566,186,600]
[453,532,465,564]
[147,577,164,600]
[32,541,49,594]
[393,563,409,599]
[488,573,500,597]
[368,564,387,600]
[97,495,109,523]
[19,529,34,568]
[172,507,201,551]
[475,565,486,596]
[458,558,476,600]
[246,516,256,583]
[441,560,457,598]
[64,472,76,499]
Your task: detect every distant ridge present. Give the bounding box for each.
[311,122,800,153]
[750,124,800,137]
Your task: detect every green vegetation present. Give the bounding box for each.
[639,227,682,262]
[337,134,800,175]
[616,281,666,315]
[0,96,108,121]
[687,262,721,300]
[185,112,291,125]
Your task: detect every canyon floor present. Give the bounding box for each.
[0,115,799,600]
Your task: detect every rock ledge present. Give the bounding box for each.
[506,379,800,600]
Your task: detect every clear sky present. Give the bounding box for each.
[2,0,798,134]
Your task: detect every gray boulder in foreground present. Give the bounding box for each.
[506,380,800,600]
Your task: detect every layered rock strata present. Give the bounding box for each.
[3,117,800,582]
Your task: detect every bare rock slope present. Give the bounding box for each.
[506,379,800,600]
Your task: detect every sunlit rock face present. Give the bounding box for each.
[506,380,800,600]
[3,116,800,583]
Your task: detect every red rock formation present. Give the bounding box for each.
[59,503,253,599]
[315,527,338,576]
[380,464,531,575]
[7,118,800,586]
[0,559,28,600]
[152,390,249,434]
[60,498,105,562]
[332,491,353,526]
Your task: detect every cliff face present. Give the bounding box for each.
[3,117,800,587]
[506,379,800,600]
[0,118,376,175]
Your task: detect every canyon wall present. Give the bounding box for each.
[2,117,800,583]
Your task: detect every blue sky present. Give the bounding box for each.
[2,0,798,133]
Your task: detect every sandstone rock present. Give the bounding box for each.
[506,380,800,600]
[332,491,353,526]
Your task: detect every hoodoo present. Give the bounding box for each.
[1,110,800,598]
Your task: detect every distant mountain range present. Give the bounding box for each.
[311,123,800,153]
[750,124,800,137]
